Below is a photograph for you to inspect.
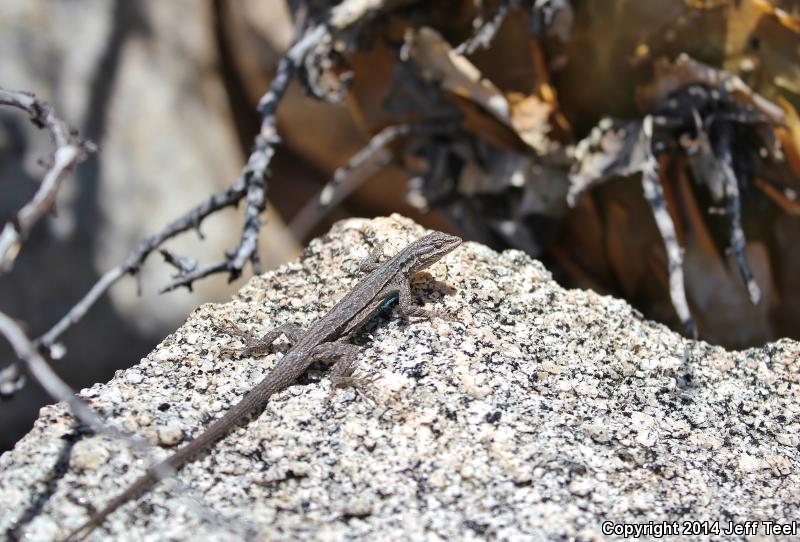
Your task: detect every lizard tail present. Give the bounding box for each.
[61,387,271,540]
[61,470,157,541]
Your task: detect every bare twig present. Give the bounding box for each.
[455,0,515,55]
[0,179,248,391]
[0,309,257,538]
[320,124,412,208]
[0,88,94,271]
[161,1,388,290]
[159,25,326,293]
[7,27,327,350]
[0,310,114,434]
[39,267,128,349]
[159,0,415,290]
[568,117,696,336]
[714,126,761,304]
[290,143,393,240]
[290,122,460,239]
[641,116,695,337]
[2,0,409,393]
[42,181,249,349]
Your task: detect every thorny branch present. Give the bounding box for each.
[1,0,415,395]
[160,0,414,290]
[0,180,249,394]
[0,89,94,271]
[1,26,326,392]
[159,25,326,293]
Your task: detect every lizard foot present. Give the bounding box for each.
[329,373,381,405]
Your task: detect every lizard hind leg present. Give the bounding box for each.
[309,342,379,404]
[217,321,305,357]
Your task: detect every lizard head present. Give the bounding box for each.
[405,230,462,274]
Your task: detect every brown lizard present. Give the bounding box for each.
[64,230,462,540]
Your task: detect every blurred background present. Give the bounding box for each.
[1,0,798,451]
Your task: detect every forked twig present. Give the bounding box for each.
[0,88,94,271]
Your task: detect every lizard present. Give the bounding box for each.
[64,230,462,541]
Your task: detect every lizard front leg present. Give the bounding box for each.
[217,322,305,357]
[395,276,456,322]
[395,279,435,321]
[359,241,385,273]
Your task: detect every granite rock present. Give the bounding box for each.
[1,215,798,541]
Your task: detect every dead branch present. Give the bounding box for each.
[0,309,255,535]
[0,169,247,392]
[715,125,761,304]
[567,117,696,335]
[318,122,459,207]
[455,0,515,55]
[43,181,247,346]
[2,0,404,395]
[318,123,416,207]
[0,88,94,272]
[290,121,461,239]
[158,25,326,293]
[0,310,119,434]
[641,116,695,337]
[160,0,412,291]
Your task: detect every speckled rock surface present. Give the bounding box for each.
[1,215,798,541]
